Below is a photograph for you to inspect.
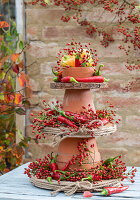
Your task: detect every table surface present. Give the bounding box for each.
[0,163,140,200]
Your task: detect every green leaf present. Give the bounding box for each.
[5,35,13,42]
[19,137,31,147]
[19,41,24,50]
[22,99,31,108]
[0,93,5,100]
[0,163,6,171]
[12,21,16,27]
[135,5,140,9]
[81,62,86,67]
[44,0,50,4]
[1,41,6,52]
[0,114,11,120]
[15,108,26,115]
[17,129,24,140]
[0,72,5,80]
[5,139,10,145]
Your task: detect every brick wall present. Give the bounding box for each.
[24,2,140,166]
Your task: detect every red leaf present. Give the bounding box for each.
[12,64,19,74]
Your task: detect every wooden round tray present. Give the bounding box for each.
[30,175,121,196]
[50,82,108,89]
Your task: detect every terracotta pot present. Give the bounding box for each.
[62,67,95,79]
[63,89,95,113]
[56,137,101,171]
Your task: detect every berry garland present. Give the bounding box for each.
[24,138,136,183]
[30,100,120,140]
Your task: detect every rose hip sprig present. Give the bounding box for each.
[30,101,120,140]
[54,40,99,71]
[25,139,136,183]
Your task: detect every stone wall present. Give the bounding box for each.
[24,2,140,166]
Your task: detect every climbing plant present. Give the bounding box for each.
[29,0,140,91]
[0,16,31,173]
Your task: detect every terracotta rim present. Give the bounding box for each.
[62,67,95,78]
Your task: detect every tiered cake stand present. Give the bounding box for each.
[50,80,116,170]
[30,67,120,195]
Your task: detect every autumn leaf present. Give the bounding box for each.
[12,64,19,74]
[16,156,23,165]
[11,53,20,63]
[5,93,15,103]
[18,60,24,69]
[3,168,10,173]
[0,56,9,69]
[0,146,3,152]
[18,74,25,87]
[18,72,29,87]
[15,93,22,104]
[0,21,9,28]
[12,144,24,159]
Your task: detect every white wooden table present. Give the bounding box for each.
[0,163,139,200]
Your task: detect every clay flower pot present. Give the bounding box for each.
[62,67,96,113]
[56,137,101,171]
[62,67,95,78]
[57,66,99,171]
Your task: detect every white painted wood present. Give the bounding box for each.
[15,0,24,35]
[15,0,25,144]
[0,164,139,200]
